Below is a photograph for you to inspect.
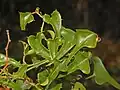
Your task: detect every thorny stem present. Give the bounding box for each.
[0,30,11,73]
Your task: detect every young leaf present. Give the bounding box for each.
[93,57,120,89]
[72,82,86,90]
[43,10,62,38]
[19,12,34,30]
[67,51,91,74]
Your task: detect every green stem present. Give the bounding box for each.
[41,21,44,32]
[22,55,26,64]
[27,60,49,72]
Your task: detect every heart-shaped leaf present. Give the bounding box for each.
[28,32,50,59]
[93,57,120,89]
[43,10,62,38]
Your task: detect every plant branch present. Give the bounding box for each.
[0,30,11,73]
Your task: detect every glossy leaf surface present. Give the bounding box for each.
[68,29,98,62]
[28,32,50,59]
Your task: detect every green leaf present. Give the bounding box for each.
[93,57,120,89]
[56,27,75,60]
[19,12,34,30]
[67,51,91,74]
[51,83,62,90]
[47,39,58,59]
[68,29,98,63]
[28,32,50,59]
[43,10,62,38]
[13,64,27,78]
[75,29,97,48]
[72,82,86,90]
[37,70,49,86]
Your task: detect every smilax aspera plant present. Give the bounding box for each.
[0,7,120,90]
